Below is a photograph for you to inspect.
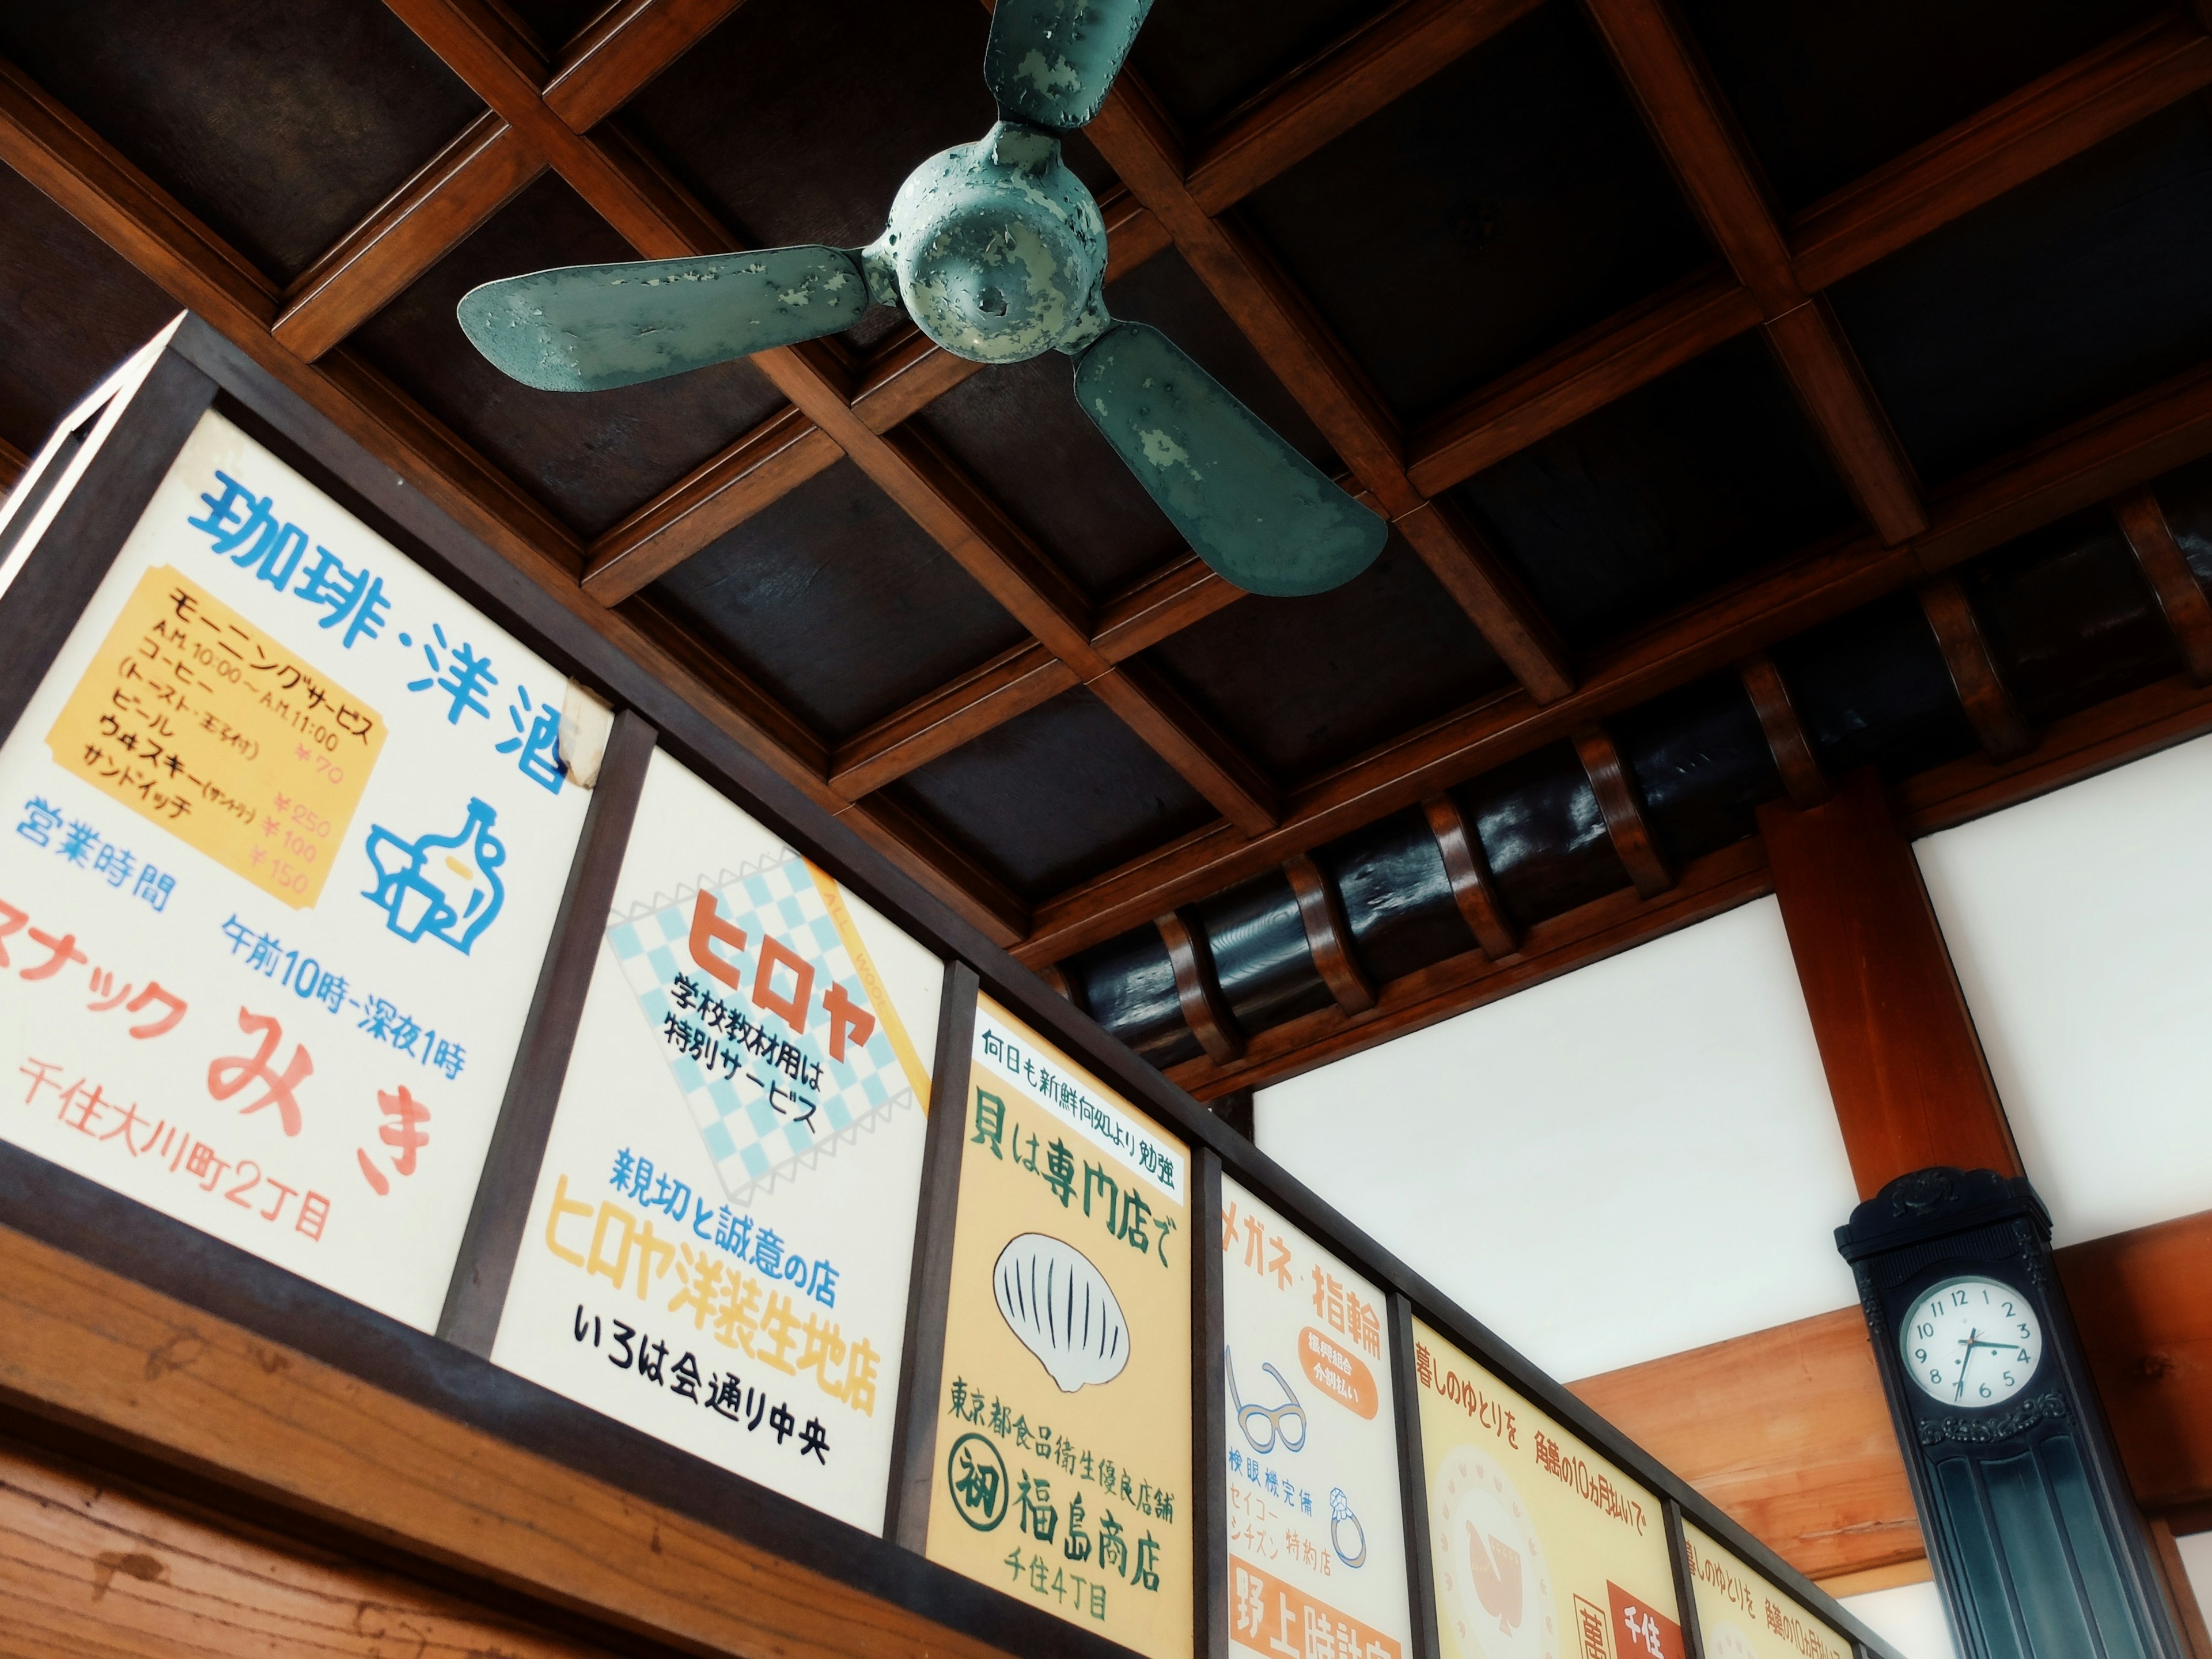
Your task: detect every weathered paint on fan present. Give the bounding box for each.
[454,248,869,392]
[1073,321,1387,597]
[984,0,1157,131]
[863,121,1108,366]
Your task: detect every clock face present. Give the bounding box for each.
[1431,1444,1556,1659]
[1900,1275,2043,1409]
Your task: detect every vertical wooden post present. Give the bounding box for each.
[1195,1145,1228,1659]
[886,958,980,1548]
[1756,767,2020,1197]
[438,711,657,1351]
[1391,1293,1442,1659]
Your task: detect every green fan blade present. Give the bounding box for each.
[456,247,869,392]
[984,0,1156,131]
[1073,321,1385,597]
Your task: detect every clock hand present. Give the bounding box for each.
[1955,1330,1976,1402]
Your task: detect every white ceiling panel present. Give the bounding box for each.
[1915,734,2212,1247]
[1255,897,1860,1381]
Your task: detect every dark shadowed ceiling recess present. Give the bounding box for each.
[2,0,2211,1098]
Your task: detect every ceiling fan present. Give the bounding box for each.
[454,0,1386,597]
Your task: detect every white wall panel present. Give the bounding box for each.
[1255,897,1859,1381]
[1841,1582,1960,1659]
[1915,734,2212,1246]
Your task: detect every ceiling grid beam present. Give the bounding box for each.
[1578,0,1927,546]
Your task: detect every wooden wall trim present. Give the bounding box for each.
[0,1431,619,1659]
[0,1217,1014,1659]
[1570,1208,2212,1583]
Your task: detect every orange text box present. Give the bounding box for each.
[47,565,385,907]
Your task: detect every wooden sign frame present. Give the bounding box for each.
[0,314,1908,1659]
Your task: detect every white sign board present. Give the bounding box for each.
[493,749,942,1530]
[1221,1173,1412,1659]
[0,408,591,1329]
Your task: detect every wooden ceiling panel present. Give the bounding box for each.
[1769,589,1980,779]
[1452,331,1858,649]
[1831,100,2212,487]
[1675,0,2168,214]
[645,456,1029,743]
[1104,245,1342,469]
[0,160,178,454]
[911,349,1184,599]
[0,0,482,284]
[1140,531,1515,781]
[1130,0,1397,132]
[350,171,786,539]
[1959,508,2180,725]
[1607,672,1777,869]
[1240,1,1713,420]
[620,0,997,352]
[885,684,1218,899]
[1453,740,1631,930]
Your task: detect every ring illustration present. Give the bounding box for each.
[1330,1487,1368,1568]
[1227,1345,1308,1454]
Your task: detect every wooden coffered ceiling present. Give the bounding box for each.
[1,0,2210,994]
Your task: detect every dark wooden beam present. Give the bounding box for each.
[1089,554,1245,659]
[2065,1207,2212,1513]
[2113,487,2212,683]
[1409,270,1761,495]
[584,404,842,600]
[1790,11,2212,293]
[836,791,1030,947]
[1739,650,1830,807]
[0,434,26,494]
[1185,0,1546,214]
[274,113,541,360]
[1394,498,1575,701]
[1899,669,2212,835]
[830,643,1079,798]
[1759,767,2020,1196]
[1283,851,1377,1013]
[1156,906,1247,1064]
[1918,574,2033,761]
[1018,340,2212,967]
[1579,0,1925,545]
[1422,792,1520,959]
[1167,838,1767,1097]
[1573,722,1675,897]
[541,0,751,131]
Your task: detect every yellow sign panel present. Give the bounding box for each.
[1414,1320,1681,1659]
[1681,1524,1851,1659]
[45,564,384,908]
[926,995,1193,1659]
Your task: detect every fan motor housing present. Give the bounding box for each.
[867,120,1109,365]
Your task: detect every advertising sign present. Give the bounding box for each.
[1681,1524,1851,1659]
[1222,1173,1412,1659]
[926,995,1193,1657]
[493,750,941,1529]
[1414,1320,1681,1659]
[0,409,590,1330]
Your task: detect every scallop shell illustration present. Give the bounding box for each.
[993,1232,1130,1393]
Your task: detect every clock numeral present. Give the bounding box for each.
[1929,1369,1942,1385]
[2002,1302,2014,1317]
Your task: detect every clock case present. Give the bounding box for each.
[1837,1168,2184,1659]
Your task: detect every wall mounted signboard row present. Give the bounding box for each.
[0,317,1893,1659]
